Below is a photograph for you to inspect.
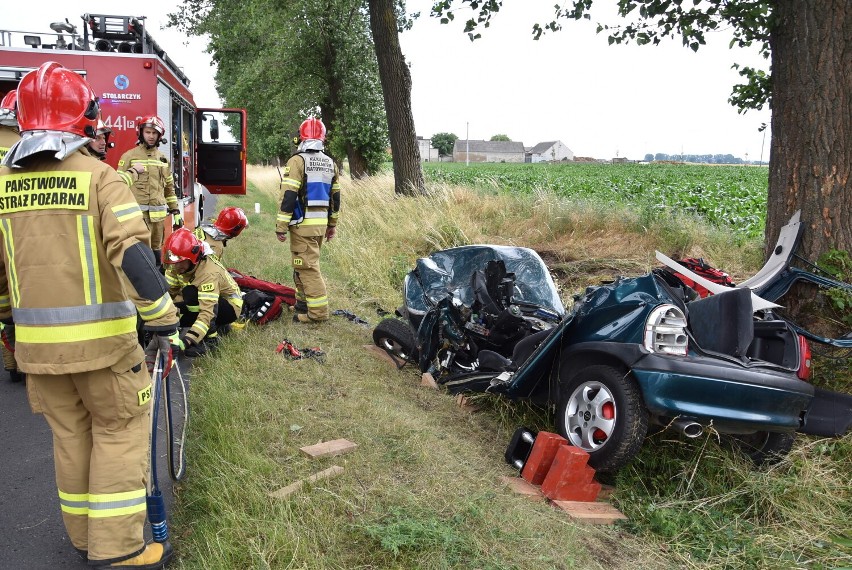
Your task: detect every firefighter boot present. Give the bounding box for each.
[294,300,308,315]
[6,368,23,382]
[106,541,173,568]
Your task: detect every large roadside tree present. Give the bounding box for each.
[368,0,427,195]
[430,0,850,269]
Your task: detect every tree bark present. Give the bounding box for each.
[368,0,426,195]
[767,1,850,261]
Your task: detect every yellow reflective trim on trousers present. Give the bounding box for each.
[88,488,147,518]
[306,295,328,308]
[138,293,173,321]
[16,314,137,343]
[77,215,102,305]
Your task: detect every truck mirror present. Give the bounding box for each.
[209,119,219,141]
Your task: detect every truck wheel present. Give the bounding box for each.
[556,365,648,472]
[373,318,418,362]
[728,431,795,466]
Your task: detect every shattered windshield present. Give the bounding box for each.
[405,245,565,316]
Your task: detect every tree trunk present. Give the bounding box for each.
[367,0,426,196]
[346,142,370,179]
[767,1,850,261]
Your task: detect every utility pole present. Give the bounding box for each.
[466,122,469,166]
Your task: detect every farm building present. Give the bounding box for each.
[417,136,440,162]
[527,141,574,163]
[453,140,525,163]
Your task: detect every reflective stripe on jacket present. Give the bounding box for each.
[276,150,341,234]
[117,145,177,215]
[176,255,243,344]
[0,151,179,374]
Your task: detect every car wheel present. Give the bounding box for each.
[556,365,648,472]
[728,431,795,466]
[373,318,418,362]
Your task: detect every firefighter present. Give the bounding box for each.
[0,62,179,568]
[86,119,115,161]
[195,206,249,260]
[117,116,182,266]
[275,118,341,322]
[0,90,22,382]
[163,228,243,357]
[164,206,248,303]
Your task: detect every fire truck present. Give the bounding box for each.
[0,13,247,227]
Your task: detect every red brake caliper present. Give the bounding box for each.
[593,401,615,441]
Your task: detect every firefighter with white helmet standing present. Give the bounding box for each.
[275,118,341,322]
[0,61,179,568]
[0,89,22,382]
[117,115,182,266]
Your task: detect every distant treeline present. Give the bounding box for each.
[643,153,763,165]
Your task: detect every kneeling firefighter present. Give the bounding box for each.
[162,228,243,357]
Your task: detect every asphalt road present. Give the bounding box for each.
[0,359,190,569]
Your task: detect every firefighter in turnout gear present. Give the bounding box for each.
[275,118,341,322]
[117,116,181,266]
[0,62,179,568]
[0,90,22,382]
[163,228,243,357]
[164,206,248,301]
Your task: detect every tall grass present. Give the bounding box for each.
[170,166,850,569]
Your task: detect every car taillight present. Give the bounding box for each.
[644,304,688,356]
[797,336,812,380]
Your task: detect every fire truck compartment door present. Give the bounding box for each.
[196,108,247,195]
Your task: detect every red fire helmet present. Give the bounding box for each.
[163,228,203,265]
[16,61,99,136]
[0,90,16,114]
[214,207,249,238]
[299,117,326,142]
[138,115,166,136]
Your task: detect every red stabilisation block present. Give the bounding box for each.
[540,445,601,502]
[520,431,567,485]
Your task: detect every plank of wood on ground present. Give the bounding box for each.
[499,476,547,502]
[363,344,404,367]
[421,372,438,389]
[268,465,344,499]
[551,500,628,524]
[300,438,358,459]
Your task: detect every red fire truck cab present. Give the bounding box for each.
[0,13,247,228]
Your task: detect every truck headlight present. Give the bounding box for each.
[644,304,688,356]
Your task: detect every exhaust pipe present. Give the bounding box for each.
[672,418,704,438]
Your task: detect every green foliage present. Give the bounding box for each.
[169,0,388,172]
[490,134,511,141]
[431,132,458,157]
[423,162,768,238]
[817,249,852,328]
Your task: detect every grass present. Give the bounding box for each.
[170,165,851,569]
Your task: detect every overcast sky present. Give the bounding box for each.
[5,1,773,161]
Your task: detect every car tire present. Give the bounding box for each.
[373,318,418,362]
[728,431,795,466]
[556,365,648,472]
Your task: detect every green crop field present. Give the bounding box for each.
[422,162,769,238]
